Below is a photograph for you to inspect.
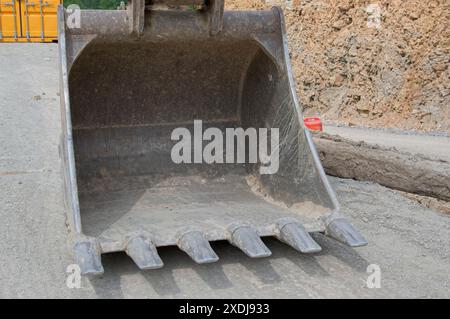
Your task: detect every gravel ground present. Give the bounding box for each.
[0,44,449,299]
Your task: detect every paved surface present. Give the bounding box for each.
[324,125,450,162]
[1,44,449,298]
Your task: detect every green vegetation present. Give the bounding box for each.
[63,0,127,10]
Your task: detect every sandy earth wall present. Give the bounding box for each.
[227,0,449,132]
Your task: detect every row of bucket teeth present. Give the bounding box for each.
[74,218,367,276]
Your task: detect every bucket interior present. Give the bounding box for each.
[68,38,332,241]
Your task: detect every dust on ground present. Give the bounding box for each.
[395,190,450,215]
[246,174,331,219]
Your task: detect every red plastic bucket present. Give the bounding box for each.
[304,117,323,132]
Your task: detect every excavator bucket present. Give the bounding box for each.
[58,0,367,275]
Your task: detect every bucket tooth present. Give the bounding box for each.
[74,239,104,276]
[326,218,368,247]
[229,225,272,258]
[126,235,163,270]
[178,231,219,264]
[276,220,321,253]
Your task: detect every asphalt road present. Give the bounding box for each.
[0,44,449,298]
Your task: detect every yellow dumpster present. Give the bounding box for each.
[0,0,60,42]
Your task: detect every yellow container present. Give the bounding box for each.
[0,0,61,42]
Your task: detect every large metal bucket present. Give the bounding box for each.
[58,0,366,275]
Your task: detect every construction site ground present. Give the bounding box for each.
[0,44,449,299]
[324,125,450,162]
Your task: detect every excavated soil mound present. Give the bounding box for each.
[227,0,449,132]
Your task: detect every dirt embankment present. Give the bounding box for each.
[227,1,449,132]
[313,132,450,201]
